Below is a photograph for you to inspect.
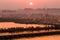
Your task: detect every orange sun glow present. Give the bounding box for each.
[29,2,33,5]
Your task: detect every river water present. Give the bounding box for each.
[14,35,60,40]
[0,22,47,28]
[0,22,60,40]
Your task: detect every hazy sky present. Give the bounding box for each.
[0,0,60,10]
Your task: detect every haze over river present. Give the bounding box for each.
[0,22,60,40]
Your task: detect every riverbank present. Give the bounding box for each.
[0,31,60,39]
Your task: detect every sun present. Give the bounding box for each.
[29,2,33,5]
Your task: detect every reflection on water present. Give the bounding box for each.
[0,22,60,40]
[0,22,47,28]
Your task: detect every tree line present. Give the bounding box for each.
[0,25,60,33]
